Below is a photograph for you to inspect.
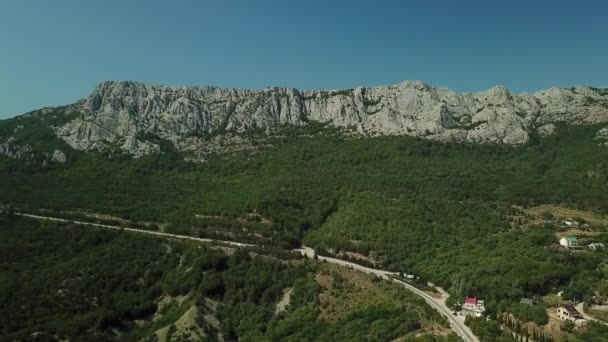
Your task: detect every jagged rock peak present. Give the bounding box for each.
[398,80,430,90]
[52,80,608,157]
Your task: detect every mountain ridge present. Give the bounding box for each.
[4,80,608,159]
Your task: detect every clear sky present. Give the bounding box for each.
[1,0,607,118]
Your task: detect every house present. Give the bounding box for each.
[559,237,578,249]
[462,297,485,317]
[557,305,587,326]
[588,243,606,251]
[520,298,534,305]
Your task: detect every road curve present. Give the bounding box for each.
[295,247,479,342]
[7,211,478,341]
[575,303,608,327]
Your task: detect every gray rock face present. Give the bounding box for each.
[0,137,32,159]
[596,126,608,142]
[54,81,608,156]
[51,149,67,164]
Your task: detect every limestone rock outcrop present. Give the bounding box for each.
[47,81,608,156]
[0,137,32,159]
[51,149,67,164]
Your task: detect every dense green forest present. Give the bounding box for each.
[0,215,455,341]
[2,110,608,339]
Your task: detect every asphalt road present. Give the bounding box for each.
[8,211,479,341]
[295,247,479,342]
[15,212,253,248]
[575,302,608,327]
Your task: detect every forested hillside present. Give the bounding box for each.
[0,215,456,341]
[2,110,608,340]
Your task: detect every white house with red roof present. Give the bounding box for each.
[462,297,485,317]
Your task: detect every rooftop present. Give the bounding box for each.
[464,297,477,305]
[561,305,584,319]
[520,298,534,305]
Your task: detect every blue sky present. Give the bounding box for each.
[1,0,607,118]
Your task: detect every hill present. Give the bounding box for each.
[2,81,608,341]
[2,81,608,162]
[0,215,457,341]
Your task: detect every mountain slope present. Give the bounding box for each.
[2,87,608,341]
[0,215,456,341]
[41,81,608,158]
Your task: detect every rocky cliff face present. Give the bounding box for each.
[0,137,32,159]
[53,81,608,157]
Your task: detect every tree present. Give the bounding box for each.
[540,211,554,220]
[561,320,574,333]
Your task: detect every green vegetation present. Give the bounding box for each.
[2,110,608,336]
[0,109,81,171]
[330,89,354,97]
[362,97,382,106]
[1,215,168,340]
[0,215,454,341]
[505,303,548,325]
[135,131,175,153]
[465,317,516,342]
[562,322,608,342]
[0,109,79,150]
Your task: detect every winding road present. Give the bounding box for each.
[575,303,608,327]
[6,211,478,341]
[295,247,478,341]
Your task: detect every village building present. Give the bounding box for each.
[559,237,578,249]
[588,242,606,251]
[462,297,485,317]
[520,297,534,305]
[557,305,587,326]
